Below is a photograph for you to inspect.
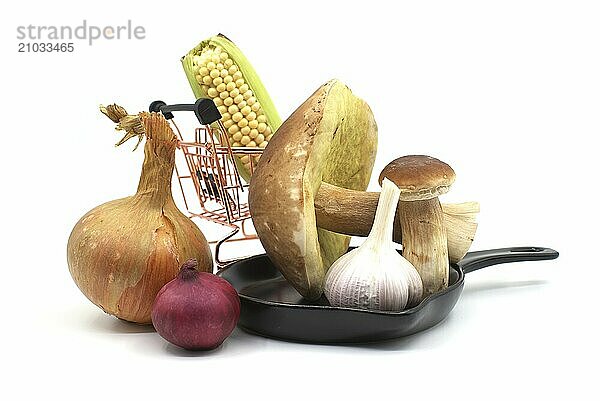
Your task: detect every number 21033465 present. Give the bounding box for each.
[18,42,74,53]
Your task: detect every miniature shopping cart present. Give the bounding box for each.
[149,99,263,267]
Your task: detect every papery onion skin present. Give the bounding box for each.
[67,110,213,324]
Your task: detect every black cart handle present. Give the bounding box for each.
[458,247,559,274]
[149,99,222,125]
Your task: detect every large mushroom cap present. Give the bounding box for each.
[249,79,378,300]
[378,155,455,201]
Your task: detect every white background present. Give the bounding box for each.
[1,0,598,399]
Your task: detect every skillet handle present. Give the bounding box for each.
[458,247,559,274]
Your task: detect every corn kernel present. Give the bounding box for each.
[241,126,251,135]
[258,122,267,133]
[217,83,227,92]
[251,102,261,112]
[240,136,251,145]
[235,78,245,87]
[224,75,233,84]
[232,132,243,142]
[255,134,265,144]
[228,125,240,135]
[230,88,240,98]
[213,77,223,86]
[247,111,257,121]
[249,120,259,129]
[226,82,236,92]
[239,84,249,93]
[234,95,244,104]
[224,59,234,68]
[228,65,238,75]
[220,69,229,78]
[202,75,213,85]
[249,129,259,138]
[199,66,209,76]
[220,52,229,61]
[223,120,234,129]
[213,97,224,106]
[224,97,234,107]
[233,71,243,81]
[207,88,218,98]
[259,141,268,149]
[257,115,267,123]
[228,105,239,114]
[232,142,241,147]
[219,91,229,100]
[237,100,247,109]
[217,105,227,114]
[210,69,220,79]
[232,112,243,122]
[238,118,248,128]
[241,106,252,116]
[247,141,257,147]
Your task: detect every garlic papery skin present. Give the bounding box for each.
[324,179,423,311]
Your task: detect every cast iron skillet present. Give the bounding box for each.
[218,246,558,343]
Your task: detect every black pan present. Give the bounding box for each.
[218,246,558,344]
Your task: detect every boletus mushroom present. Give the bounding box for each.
[250,80,478,300]
[249,80,479,300]
[249,79,378,300]
[379,155,455,296]
[313,183,478,264]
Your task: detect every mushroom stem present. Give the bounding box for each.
[314,182,478,263]
[397,197,449,296]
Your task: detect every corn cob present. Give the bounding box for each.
[182,35,281,181]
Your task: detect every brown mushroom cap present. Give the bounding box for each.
[249,79,377,300]
[378,155,456,201]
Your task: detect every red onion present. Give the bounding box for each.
[151,259,240,350]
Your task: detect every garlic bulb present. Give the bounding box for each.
[324,179,423,311]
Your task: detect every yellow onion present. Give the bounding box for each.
[67,106,213,324]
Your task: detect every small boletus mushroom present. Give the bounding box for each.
[313,183,478,263]
[249,79,378,300]
[379,155,456,296]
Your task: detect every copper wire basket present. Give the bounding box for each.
[149,100,263,267]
